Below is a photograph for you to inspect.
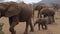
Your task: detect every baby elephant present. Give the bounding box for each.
[34,18,48,30]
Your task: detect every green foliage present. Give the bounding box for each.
[0,31,4,34]
[0,23,4,34]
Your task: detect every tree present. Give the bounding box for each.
[51,3,60,10]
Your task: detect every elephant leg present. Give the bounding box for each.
[9,15,19,34]
[41,24,44,30]
[33,11,35,22]
[37,11,40,18]
[9,26,16,34]
[42,24,47,30]
[9,17,16,34]
[41,24,45,30]
[38,24,40,30]
[24,21,29,34]
[44,24,47,30]
[51,16,55,23]
[48,16,51,24]
[40,14,42,18]
[33,11,34,18]
[29,19,34,32]
[24,18,34,34]
[9,17,12,26]
[34,22,37,26]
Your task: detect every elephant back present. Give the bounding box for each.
[48,8,55,15]
[5,2,21,17]
[40,8,55,16]
[18,3,33,22]
[0,2,9,11]
[34,5,47,11]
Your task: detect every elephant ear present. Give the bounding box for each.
[5,4,21,17]
[34,5,40,10]
[0,2,9,11]
[40,8,48,14]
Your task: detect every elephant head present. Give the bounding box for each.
[5,2,21,17]
[40,8,55,24]
[40,8,55,17]
[0,2,10,17]
[34,5,48,11]
[33,4,48,18]
[0,2,20,17]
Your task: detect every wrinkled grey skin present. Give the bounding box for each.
[34,18,47,30]
[0,2,34,34]
[40,8,55,24]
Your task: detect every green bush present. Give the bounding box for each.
[0,23,4,34]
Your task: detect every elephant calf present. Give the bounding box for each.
[40,8,55,24]
[34,18,47,30]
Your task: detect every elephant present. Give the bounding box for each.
[40,8,55,24]
[0,2,34,34]
[33,4,48,18]
[34,18,47,30]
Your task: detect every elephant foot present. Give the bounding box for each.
[12,31,16,34]
[48,22,55,24]
[9,28,16,34]
[30,29,34,32]
[23,32,28,34]
[42,27,48,30]
[11,31,16,34]
[48,22,56,24]
[30,30,34,32]
[48,23,51,24]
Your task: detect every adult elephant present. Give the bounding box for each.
[0,2,34,34]
[40,8,55,24]
[33,5,48,18]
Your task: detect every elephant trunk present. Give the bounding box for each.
[0,12,1,18]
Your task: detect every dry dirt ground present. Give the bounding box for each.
[0,11,60,34]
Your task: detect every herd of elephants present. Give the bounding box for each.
[0,1,55,34]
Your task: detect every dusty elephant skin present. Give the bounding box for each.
[40,8,55,24]
[33,5,47,18]
[0,2,34,34]
[33,4,55,24]
[34,18,47,30]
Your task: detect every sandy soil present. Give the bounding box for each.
[0,11,60,34]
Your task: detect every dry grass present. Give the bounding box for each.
[0,11,60,34]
